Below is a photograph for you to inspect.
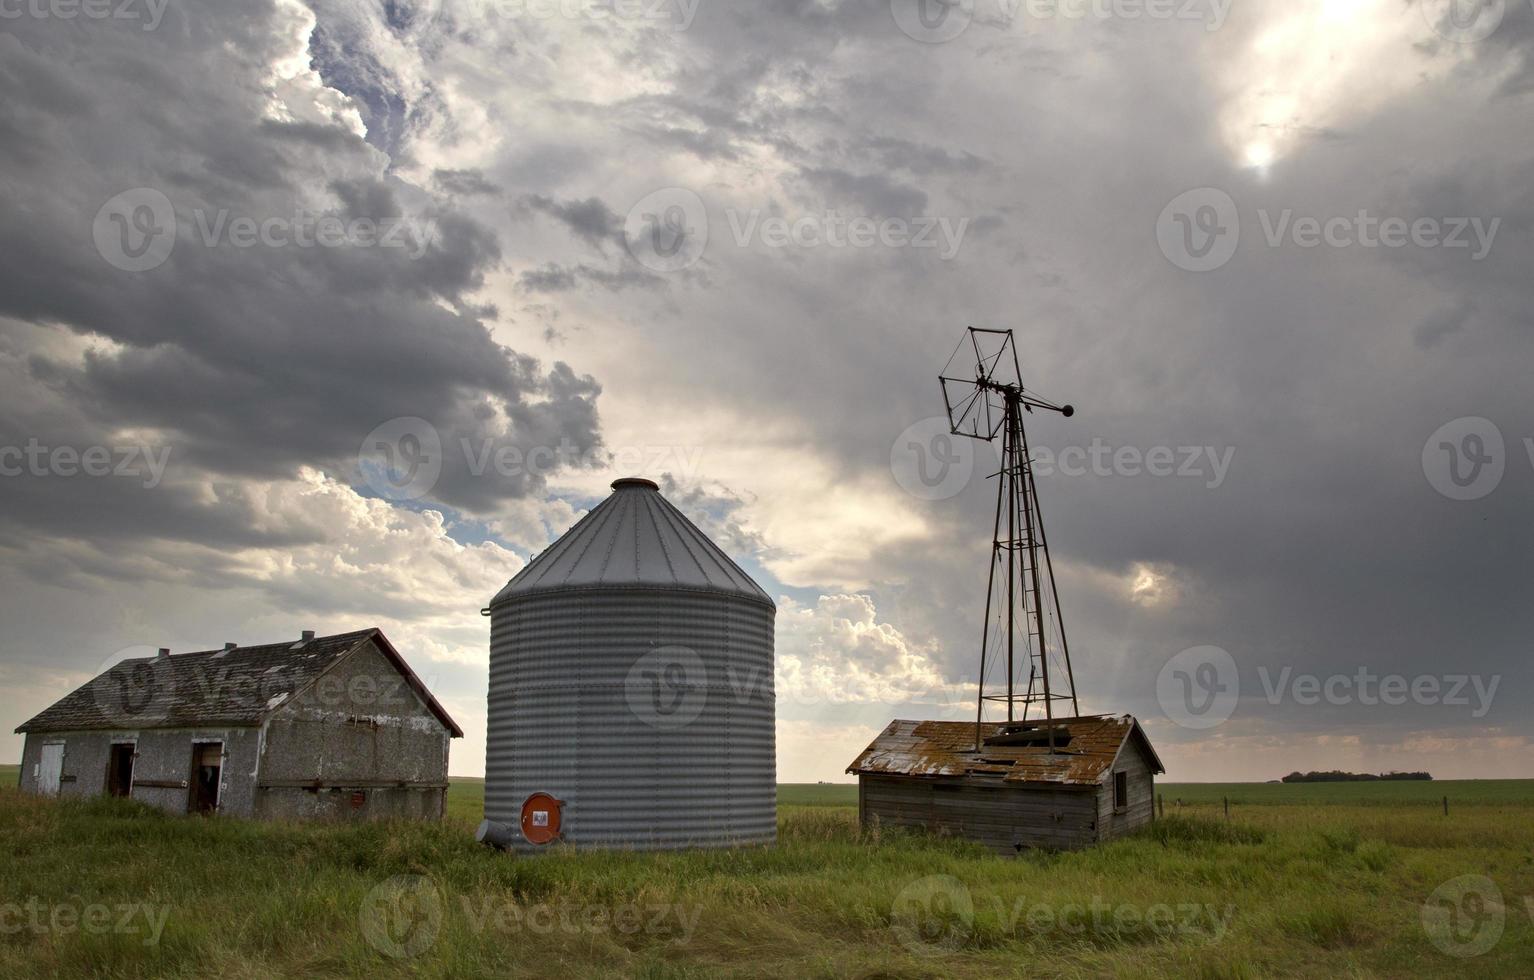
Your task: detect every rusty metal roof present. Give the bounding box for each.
[16,628,462,737]
[845,714,1164,786]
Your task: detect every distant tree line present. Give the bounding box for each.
[1281,770,1432,783]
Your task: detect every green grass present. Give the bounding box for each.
[778,783,857,807]
[2,778,1531,978]
[1160,780,1534,807]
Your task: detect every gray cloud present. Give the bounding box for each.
[0,3,605,539]
[461,2,1534,762]
[516,194,625,249]
[433,168,503,197]
[797,167,930,217]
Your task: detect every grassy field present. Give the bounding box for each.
[744,780,1534,810]
[778,783,858,807]
[1158,780,1534,807]
[2,775,1532,978]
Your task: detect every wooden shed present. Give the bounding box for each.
[15,628,461,821]
[845,714,1164,852]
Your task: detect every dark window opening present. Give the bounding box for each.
[189,742,222,814]
[1113,770,1128,811]
[106,743,135,798]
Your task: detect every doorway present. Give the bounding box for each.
[106,742,135,798]
[37,743,64,797]
[189,741,222,813]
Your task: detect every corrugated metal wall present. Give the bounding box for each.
[487,587,776,850]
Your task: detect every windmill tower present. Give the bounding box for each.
[940,328,1078,751]
[843,332,1166,849]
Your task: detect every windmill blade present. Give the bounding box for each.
[965,327,1023,390]
[940,375,999,440]
[939,327,1025,441]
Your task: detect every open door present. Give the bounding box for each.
[189,742,222,813]
[37,743,64,797]
[106,743,135,798]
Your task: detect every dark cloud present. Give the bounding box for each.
[0,2,604,545]
[433,168,502,197]
[519,261,665,294]
[797,167,930,217]
[458,1,1534,761]
[516,194,625,250]
[862,136,987,177]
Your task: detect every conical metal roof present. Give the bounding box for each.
[490,478,774,607]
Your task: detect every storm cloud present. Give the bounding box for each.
[1,0,1531,780]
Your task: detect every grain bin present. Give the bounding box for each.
[478,477,776,851]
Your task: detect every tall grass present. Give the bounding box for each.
[1,780,1531,978]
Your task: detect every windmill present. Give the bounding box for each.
[940,328,1078,752]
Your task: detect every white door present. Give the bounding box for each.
[37,743,64,796]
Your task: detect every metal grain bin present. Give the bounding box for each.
[480,477,776,851]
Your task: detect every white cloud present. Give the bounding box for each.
[775,593,966,711]
[0,469,518,774]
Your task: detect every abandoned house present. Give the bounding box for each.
[845,714,1165,852]
[15,628,461,820]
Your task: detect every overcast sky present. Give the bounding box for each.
[2,0,1530,781]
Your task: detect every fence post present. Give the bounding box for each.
[1224,796,1230,821]
[1158,794,1164,820]
[1443,795,1448,817]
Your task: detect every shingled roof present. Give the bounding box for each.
[846,714,1164,786]
[16,628,462,737]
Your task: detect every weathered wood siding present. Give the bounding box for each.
[1095,741,1156,840]
[860,775,1099,852]
[18,728,262,817]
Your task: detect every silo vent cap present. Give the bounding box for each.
[610,477,659,491]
